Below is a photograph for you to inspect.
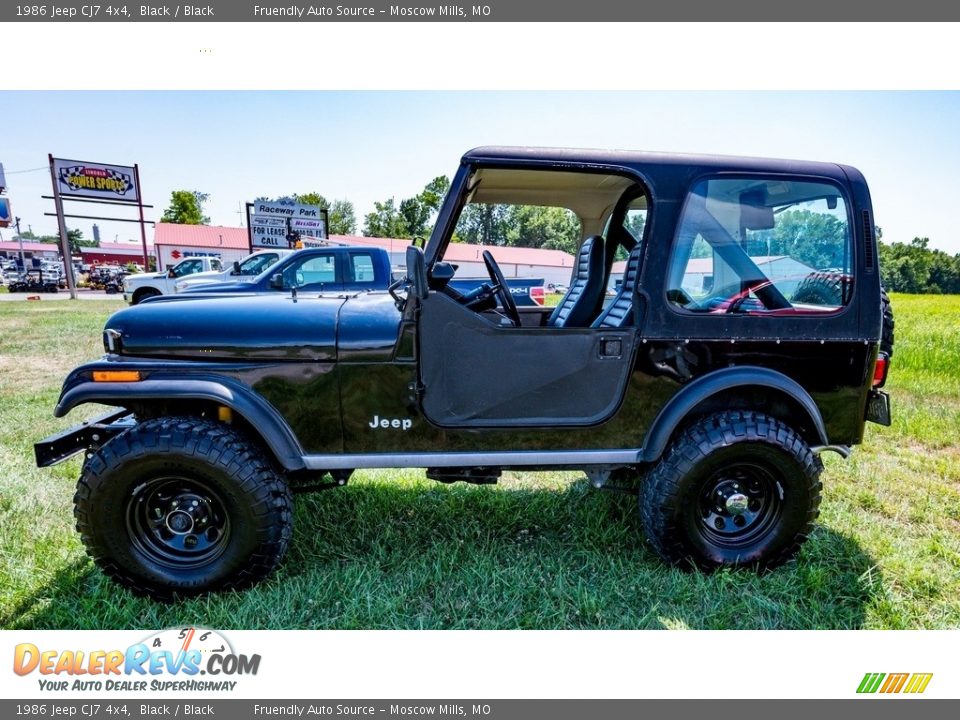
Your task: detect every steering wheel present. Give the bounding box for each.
[482,250,521,327]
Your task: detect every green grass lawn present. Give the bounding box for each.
[1,295,958,629]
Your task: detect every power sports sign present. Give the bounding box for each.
[53,158,140,203]
[248,200,328,249]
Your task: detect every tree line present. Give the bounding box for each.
[22,182,960,295]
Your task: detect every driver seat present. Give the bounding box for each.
[592,243,642,328]
[548,235,605,328]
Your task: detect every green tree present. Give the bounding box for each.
[419,175,450,213]
[363,176,451,239]
[454,203,512,245]
[327,199,357,235]
[505,205,581,254]
[747,209,848,269]
[162,190,210,225]
[67,228,84,255]
[363,198,410,238]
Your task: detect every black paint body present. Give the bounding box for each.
[43,147,885,473]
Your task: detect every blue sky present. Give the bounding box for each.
[1,91,957,252]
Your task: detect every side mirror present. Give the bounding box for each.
[232,261,241,275]
[406,245,427,299]
[269,273,284,290]
[167,268,176,278]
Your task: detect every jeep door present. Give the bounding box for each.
[415,165,647,429]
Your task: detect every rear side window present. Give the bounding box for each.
[350,253,376,283]
[667,177,852,314]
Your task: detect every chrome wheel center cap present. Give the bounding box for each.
[725,493,750,515]
[166,510,195,535]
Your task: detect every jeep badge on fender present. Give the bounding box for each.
[369,415,413,430]
[35,146,893,599]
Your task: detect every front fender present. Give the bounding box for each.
[640,365,829,462]
[56,373,306,471]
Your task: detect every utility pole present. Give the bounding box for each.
[48,153,78,299]
[15,216,24,268]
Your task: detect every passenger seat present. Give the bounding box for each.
[592,244,642,328]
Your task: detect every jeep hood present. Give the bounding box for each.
[105,294,345,361]
[103,292,401,362]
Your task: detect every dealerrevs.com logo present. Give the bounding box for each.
[857,673,933,694]
[13,627,260,692]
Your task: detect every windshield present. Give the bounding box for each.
[239,253,280,275]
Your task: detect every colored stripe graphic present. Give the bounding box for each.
[903,674,933,694]
[857,673,885,693]
[880,673,909,693]
[857,672,932,694]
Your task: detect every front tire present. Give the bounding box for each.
[131,288,160,304]
[74,417,293,600]
[640,411,822,571]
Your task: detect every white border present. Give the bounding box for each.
[3,22,959,90]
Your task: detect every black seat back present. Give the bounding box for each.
[548,235,605,328]
[592,244,642,328]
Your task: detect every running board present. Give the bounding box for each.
[302,449,642,471]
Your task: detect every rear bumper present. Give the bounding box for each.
[34,409,135,468]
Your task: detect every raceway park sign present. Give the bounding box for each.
[248,200,327,249]
[53,158,140,202]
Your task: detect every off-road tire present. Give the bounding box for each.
[131,287,160,304]
[880,286,895,358]
[791,271,850,306]
[640,411,822,571]
[74,416,293,600]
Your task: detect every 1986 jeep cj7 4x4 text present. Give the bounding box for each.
[36,147,894,599]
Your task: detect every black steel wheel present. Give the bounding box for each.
[640,411,822,571]
[126,476,231,569]
[75,416,293,600]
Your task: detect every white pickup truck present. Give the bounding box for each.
[123,256,224,304]
[173,249,293,294]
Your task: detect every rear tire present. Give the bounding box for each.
[880,286,895,358]
[640,411,822,571]
[74,417,293,600]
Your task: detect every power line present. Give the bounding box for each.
[3,166,49,175]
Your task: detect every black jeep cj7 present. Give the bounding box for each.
[36,147,894,599]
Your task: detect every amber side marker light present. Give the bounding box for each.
[92,370,142,383]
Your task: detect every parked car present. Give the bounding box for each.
[173,249,294,294]
[176,246,393,297]
[123,256,224,304]
[36,146,893,599]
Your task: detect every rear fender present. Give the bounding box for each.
[640,365,828,462]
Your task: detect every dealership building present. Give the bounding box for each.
[4,224,578,287]
[151,223,577,285]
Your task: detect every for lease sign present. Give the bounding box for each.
[248,200,327,249]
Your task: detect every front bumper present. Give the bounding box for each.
[34,409,135,467]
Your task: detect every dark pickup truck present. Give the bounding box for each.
[36,146,893,599]
[179,245,394,296]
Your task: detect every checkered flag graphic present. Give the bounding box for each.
[59,165,133,196]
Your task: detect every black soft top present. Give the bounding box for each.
[462,146,858,184]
